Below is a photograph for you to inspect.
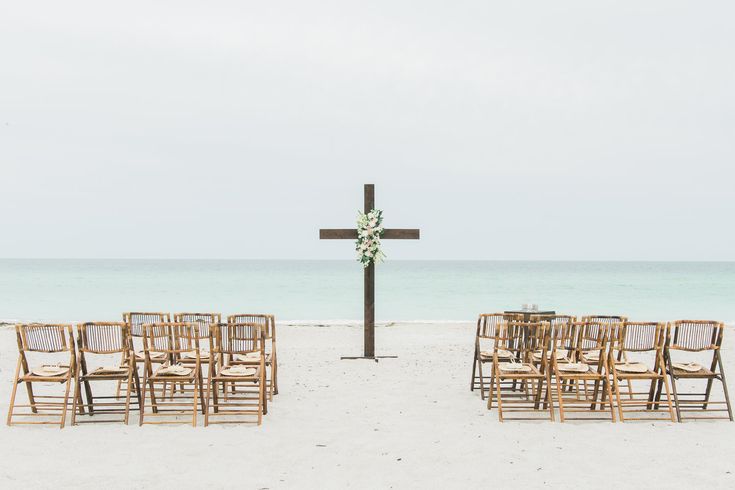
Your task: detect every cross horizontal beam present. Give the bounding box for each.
[319,229,420,240]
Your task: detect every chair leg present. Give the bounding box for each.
[258,379,264,426]
[71,374,82,426]
[6,359,22,426]
[717,353,733,421]
[198,369,206,415]
[24,379,38,415]
[213,379,220,413]
[666,356,683,422]
[123,371,134,425]
[612,370,624,422]
[556,373,565,423]
[191,377,199,427]
[59,375,73,429]
[139,371,152,426]
[604,375,616,422]
[80,358,94,415]
[470,345,478,392]
[133,369,142,412]
[486,364,495,410]
[204,377,212,427]
[496,374,504,422]
[262,367,268,416]
[477,358,486,400]
[545,375,554,421]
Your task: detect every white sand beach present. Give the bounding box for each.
[1,322,734,489]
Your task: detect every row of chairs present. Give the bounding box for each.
[470,314,732,422]
[6,312,278,428]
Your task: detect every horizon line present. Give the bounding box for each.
[0,257,733,263]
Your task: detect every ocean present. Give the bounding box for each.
[0,259,733,323]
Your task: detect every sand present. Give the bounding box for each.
[1,322,734,489]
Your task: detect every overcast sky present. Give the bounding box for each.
[1,1,733,260]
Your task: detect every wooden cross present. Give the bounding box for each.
[319,184,420,359]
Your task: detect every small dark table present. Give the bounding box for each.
[504,310,556,322]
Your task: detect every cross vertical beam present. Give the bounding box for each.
[363,184,375,357]
[319,183,420,359]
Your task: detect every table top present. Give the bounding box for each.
[504,310,556,315]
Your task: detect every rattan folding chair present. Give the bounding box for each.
[660,320,732,422]
[531,315,576,361]
[205,322,266,425]
[123,312,171,362]
[139,322,205,427]
[120,312,171,395]
[553,322,615,422]
[7,324,77,428]
[582,315,630,394]
[471,313,520,399]
[487,320,554,421]
[170,313,219,397]
[609,322,675,422]
[582,316,628,352]
[228,314,278,400]
[72,322,140,425]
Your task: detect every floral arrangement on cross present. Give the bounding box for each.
[356,209,385,267]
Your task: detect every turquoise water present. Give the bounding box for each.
[0,260,733,323]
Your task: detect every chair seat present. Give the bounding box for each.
[670,366,716,378]
[24,365,70,380]
[86,366,131,379]
[556,362,589,374]
[152,365,196,379]
[532,350,568,362]
[214,365,261,380]
[136,351,167,361]
[180,350,210,361]
[480,349,513,361]
[581,351,601,363]
[496,362,541,377]
[233,353,270,363]
[614,362,659,377]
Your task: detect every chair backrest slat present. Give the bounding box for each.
[19,324,71,352]
[228,314,273,339]
[174,313,221,338]
[78,322,128,353]
[619,322,662,352]
[124,312,171,337]
[142,322,199,354]
[477,313,520,339]
[216,322,264,355]
[670,320,723,351]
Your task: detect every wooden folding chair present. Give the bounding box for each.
[660,320,732,422]
[609,322,675,422]
[531,315,576,361]
[583,315,627,354]
[228,314,278,400]
[120,312,171,396]
[173,313,220,351]
[532,316,576,396]
[205,322,266,425]
[123,312,171,362]
[471,313,520,399]
[7,324,77,428]
[72,322,140,425]
[553,322,615,422]
[487,320,554,421]
[172,313,220,390]
[139,322,205,427]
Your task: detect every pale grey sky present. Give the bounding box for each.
[1,1,733,260]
